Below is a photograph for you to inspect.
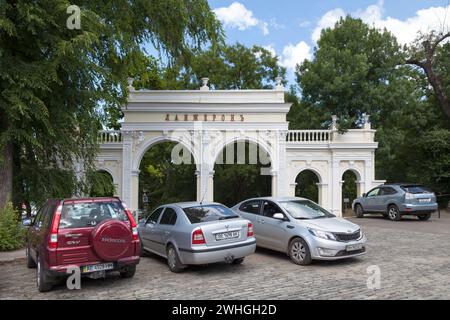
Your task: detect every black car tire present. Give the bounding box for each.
[288,238,312,265]
[26,246,36,268]
[232,257,245,265]
[36,257,53,293]
[387,205,401,221]
[167,245,185,273]
[355,204,364,218]
[120,265,136,278]
[418,213,431,221]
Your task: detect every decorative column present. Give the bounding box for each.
[130,170,140,211]
[330,158,342,217]
[276,130,288,197]
[198,130,214,202]
[316,183,328,208]
[121,131,133,208]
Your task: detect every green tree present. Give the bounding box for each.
[0,0,222,211]
[296,16,405,130]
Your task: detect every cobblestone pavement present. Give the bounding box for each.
[1,213,449,300]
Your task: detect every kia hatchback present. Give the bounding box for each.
[25,197,140,292]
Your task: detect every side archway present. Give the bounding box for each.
[294,169,323,204]
[341,169,362,216]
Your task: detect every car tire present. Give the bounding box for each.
[288,238,312,265]
[355,204,364,218]
[26,246,36,269]
[232,258,245,265]
[36,257,53,293]
[418,213,431,221]
[387,205,401,221]
[166,245,185,273]
[120,265,136,278]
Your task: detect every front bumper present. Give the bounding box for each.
[178,239,256,265]
[398,203,438,214]
[309,235,367,261]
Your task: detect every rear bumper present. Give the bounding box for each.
[47,255,140,277]
[398,203,438,214]
[178,239,256,265]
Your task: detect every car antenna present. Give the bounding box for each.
[200,184,208,206]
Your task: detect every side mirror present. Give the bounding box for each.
[22,218,32,227]
[362,193,367,198]
[273,213,285,220]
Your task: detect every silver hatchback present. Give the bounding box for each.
[137,202,256,272]
[233,197,366,265]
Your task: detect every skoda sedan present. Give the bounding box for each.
[232,197,366,265]
[137,202,256,272]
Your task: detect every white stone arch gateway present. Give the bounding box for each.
[94,80,384,216]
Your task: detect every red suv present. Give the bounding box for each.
[25,197,140,292]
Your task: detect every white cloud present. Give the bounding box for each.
[311,1,450,44]
[280,41,312,71]
[311,8,345,42]
[263,44,276,56]
[214,2,269,35]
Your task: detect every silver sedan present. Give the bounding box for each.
[232,197,366,265]
[137,202,256,272]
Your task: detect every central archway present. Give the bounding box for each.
[213,140,272,207]
[138,141,197,212]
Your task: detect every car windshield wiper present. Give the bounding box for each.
[295,217,310,220]
[312,216,328,219]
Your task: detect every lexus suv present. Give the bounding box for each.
[352,184,438,221]
[25,197,140,292]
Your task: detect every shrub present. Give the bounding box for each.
[0,203,25,251]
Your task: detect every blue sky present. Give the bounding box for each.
[209,0,450,83]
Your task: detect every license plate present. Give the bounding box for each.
[81,263,114,273]
[215,231,239,241]
[346,243,363,252]
[419,198,431,203]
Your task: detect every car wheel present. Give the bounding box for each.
[232,258,245,265]
[167,245,185,273]
[418,213,431,221]
[387,205,401,221]
[36,258,53,293]
[120,265,136,278]
[26,246,36,268]
[355,204,364,218]
[288,238,312,265]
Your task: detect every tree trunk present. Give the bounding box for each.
[0,141,13,210]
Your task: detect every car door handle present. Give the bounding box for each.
[258,219,265,224]
[286,225,294,229]
[164,231,170,235]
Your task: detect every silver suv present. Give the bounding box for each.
[352,184,438,221]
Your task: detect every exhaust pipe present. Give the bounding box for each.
[224,254,235,264]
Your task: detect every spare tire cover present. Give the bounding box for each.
[91,220,132,261]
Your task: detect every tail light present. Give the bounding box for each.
[48,204,62,249]
[247,222,254,237]
[123,204,139,241]
[192,228,206,245]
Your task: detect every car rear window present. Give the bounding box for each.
[401,185,432,194]
[59,200,128,229]
[183,204,239,224]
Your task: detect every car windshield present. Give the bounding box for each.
[183,204,239,224]
[401,185,432,194]
[60,201,128,229]
[280,200,335,220]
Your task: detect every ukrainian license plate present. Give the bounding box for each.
[346,243,363,252]
[81,262,114,273]
[419,198,431,203]
[215,231,239,241]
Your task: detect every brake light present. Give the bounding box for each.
[48,204,62,249]
[124,206,138,241]
[192,228,206,245]
[247,222,254,237]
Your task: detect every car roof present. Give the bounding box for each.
[237,196,309,203]
[170,201,225,209]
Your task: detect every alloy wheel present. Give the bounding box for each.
[291,241,306,262]
[168,248,176,269]
[36,261,41,287]
[388,207,398,220]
